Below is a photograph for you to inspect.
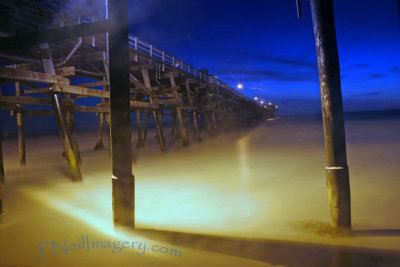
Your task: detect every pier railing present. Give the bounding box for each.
[128,36,254,102]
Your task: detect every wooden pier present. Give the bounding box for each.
[0,0,274,225]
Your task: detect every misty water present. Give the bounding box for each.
[1,111,400,266]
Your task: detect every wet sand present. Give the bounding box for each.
[0,116,399,266]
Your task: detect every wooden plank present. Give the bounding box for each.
[130,100,157,109]
[23,110,53,116]
[23,88,49,94]
[56,84,109,98]
[55,66,75,77]
[154,99,181,105]
[0,67,69,85]
[129,64,154,72]
[0,95,51,105]
[73,106,109,113]
[74,81,108,88]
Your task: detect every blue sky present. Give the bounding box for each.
[129,0,400,114]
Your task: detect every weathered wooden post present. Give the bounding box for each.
[136,108,145,148]
[0,136,2,214]
[141,67,166,152]
[0,183,2,214]
[0,136,4,184]
[143,112,149,140]
[15,82,26,166]
[64,97,81,163]
[310,0,351,229]
[40,44,82,182]
[170,74,189,146]
[108,0,135,227]
[94,111,105,150]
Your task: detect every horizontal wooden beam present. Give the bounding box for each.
[23,88,49,94]
[24,110,54,116]
[55,67,75,77]
[129,64,154,72]
[0,95,51,105]
[154,99,181,105]
[0,67,69,85]
[73,106,109,113]
[74,81,108,88]
[130,100,157,108]
[56,84,109,98]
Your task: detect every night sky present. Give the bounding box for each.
[129,0,400,114]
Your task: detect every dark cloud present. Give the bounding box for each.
[244,53,316,69]
[342,63,370,70]
[389,67,400,73]
[368,73,385,79]
[352,91,382,97]
[220,69,316,82]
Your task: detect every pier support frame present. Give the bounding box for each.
[108,0,135,227]
[311,0,351,229]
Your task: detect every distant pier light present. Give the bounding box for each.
[254,96,258,100]
[237,83,244,94]
[269,102,272,106]
[260,100,264,104]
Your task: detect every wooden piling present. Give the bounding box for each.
[211,111,218,131]
[204,111,213,135]
[136,108,145,148]
[41,46,82,182]
[0,137,2,212]
[108,0,135,227]
[64,97,81,163]
[152,110,166,152]
[143,112,149,140]
[0,136,4,184]
[105,113,111,152]
[170,74,189,146]
[94,112,105,150]
[192,111,201,142]
[310,0,351,229]
[170,110,177,136]
[141,67,166,152]
[15,82,26,166]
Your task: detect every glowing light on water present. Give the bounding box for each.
[237,135,250,186]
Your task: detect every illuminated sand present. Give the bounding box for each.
[1,117,400,266]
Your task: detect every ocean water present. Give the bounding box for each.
[0,110,400,266]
